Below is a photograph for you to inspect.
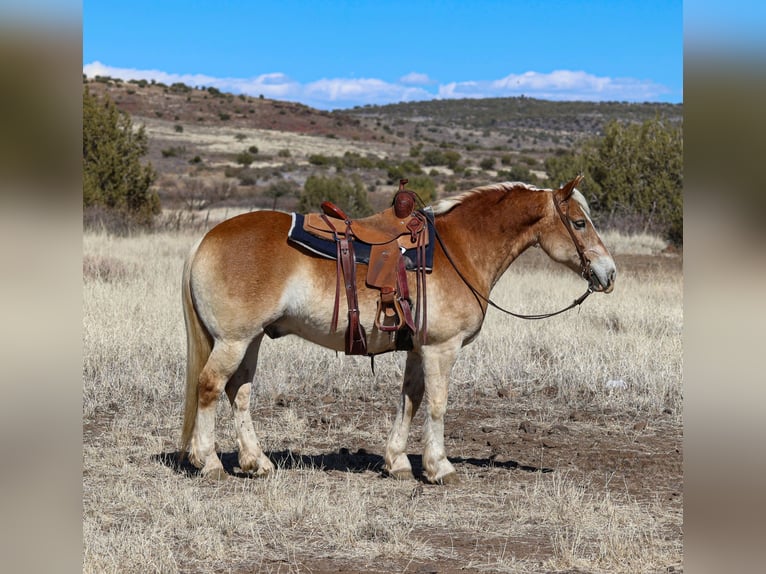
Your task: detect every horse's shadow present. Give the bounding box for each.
[153,448,552,481]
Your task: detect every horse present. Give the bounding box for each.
[180,175,616,483]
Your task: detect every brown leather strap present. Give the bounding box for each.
[321,214,342,333]
[416,220,428,343]
[552,196,592,281]
[338,236,367,354]
[396,257,417,333]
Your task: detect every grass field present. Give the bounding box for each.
[83,223,682,573]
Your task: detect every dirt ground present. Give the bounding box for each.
[144,383,681,572]
[161,396,681,573]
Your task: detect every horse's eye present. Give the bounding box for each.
[572,219,586,230]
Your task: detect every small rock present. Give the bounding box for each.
[569,410,585,422]
[519,420,537,434]
[548,424,570,434]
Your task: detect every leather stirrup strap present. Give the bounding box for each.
[396,257,416,333]
[338,236,367,355]
[321,214,342,333]
[419,221,427,343]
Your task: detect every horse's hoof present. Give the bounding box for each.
[202,467,229,482]
[435,472,460,485]
[252,465,274,478]
[387,468,415,481]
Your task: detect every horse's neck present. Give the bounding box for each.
[436,190,543,293]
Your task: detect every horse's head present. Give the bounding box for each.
[537,176,616,293]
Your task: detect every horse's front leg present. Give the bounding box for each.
[421,339,461,484]
[224,335,275,477]
[384,351,425,480]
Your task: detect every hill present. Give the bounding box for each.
[84,76,682,215]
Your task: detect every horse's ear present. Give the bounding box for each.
[555,175,584,202]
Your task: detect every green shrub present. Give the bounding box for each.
[443,150,461,170]
[82,87,159,226]
[479,157,496,170]
[308,154,331,166]
[263,179,299,210]
[236,151,255,166]
[422,149,446,166]
[298,174,372,217]
[405,175,437,205]
[545,117,682,243]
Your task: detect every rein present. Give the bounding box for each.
[424,191,593,321]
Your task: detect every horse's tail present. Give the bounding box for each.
[180,237,212,455]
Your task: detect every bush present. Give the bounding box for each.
[404,175,437,205]
[422,149,446,166]
[236,151,255,166]
[298,174,372,217]
[545,117,682,244]
[479,157,496,170]
[498,165,532,182]
[308,154,331,166]
[263,179,299,210]
[83,87,159,227]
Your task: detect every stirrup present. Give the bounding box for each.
[374,288,404,332]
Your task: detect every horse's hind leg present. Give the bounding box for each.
[384,351,425,480]
[225,334,275,477]
[189,338,250,480]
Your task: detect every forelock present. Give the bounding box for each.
[571,188,591,218]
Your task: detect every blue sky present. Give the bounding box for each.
[83,0,682,110]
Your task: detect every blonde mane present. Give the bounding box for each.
[431,181,547,215]
[431,181,591,218]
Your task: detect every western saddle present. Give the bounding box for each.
[301,180,430,356]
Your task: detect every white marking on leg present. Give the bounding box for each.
[421,340,460,483]
[385,352,424,478]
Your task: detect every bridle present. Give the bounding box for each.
[428,189,595,321]
[552,192,594,286]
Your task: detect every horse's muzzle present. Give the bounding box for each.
[588,264,616,294]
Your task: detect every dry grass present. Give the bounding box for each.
[83,226,682,573]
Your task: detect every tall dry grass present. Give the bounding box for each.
[83,226,682,573]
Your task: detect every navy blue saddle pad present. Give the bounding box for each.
[287,212,435,271]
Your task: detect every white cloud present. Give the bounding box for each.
[304,77,431,107]
[399,72,433,85]
[83,62,672,109]
[439,70,669,101]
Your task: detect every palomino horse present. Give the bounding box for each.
[180,176,616,483]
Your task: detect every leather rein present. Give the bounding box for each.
[428,191,594,321]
